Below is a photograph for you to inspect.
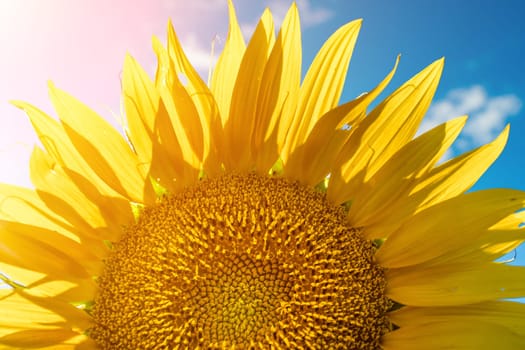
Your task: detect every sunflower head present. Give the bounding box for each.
[91,173,390,348]
[1,1,525,350]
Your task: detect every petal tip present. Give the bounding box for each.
[9,100,25,109]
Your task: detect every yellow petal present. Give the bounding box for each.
[387,262,525,306]
[0,183,109,259]
[382,320,525,350]
[60,167,134,240]
[376,189,525,268]
[340,56,400,127]
[164,29,204,160]
[224,8,274,170]
[11,102,134,235]
[0,291,91,348]
[0,263,46,288]
[24,278,96,304]
[0,289,93,347]
[284,19,362,159]
[286,127,348,187]
[284,105,350,186]
[389,301,525,337]
[0,329,80,348]
[412,125,509,208]
[151,38,204,185]
[0,184,70,236]
[0,291,61,334]
[348,116,466,227]
[364,125,509,239]
[48,83,154,204]
[122,54,191,191]
[11,101,126,201]
[0,222,91,280]
[211,0,246,124]
[422,212,525,264]
[10,289,92,329]
[166,21,221,175]
[73,337,98,350]
[328,59,443,204]
[286,58,400,186]
[253,3,301,172]
[1,220,101,278]
[29,146,122,243]
[152,43,204,173]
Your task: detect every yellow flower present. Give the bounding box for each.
[1,2,525,349]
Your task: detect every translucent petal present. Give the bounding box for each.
[420,212,525,264]
[11,101,130,201]
[376,189,525,268]
[0,183,109,259]
[389,301,525,337]
[0,289,91,337]
[0,329,80,348]
[0,263,46,288]
[364,125,509,239]
[211,0,246,124]
[166,21,221,174]
[224,8,274,170]
[253,3,301,172]
[284,19,362,159]
[153,41,204,172]
[348,117,466,227]
[122,54,191,191]
[413,125,509,204]
[328,59,443,204]
[382,320,525,350]
[286,59,399,186]
[387,262,525,306]
[152,39,203,185]
[48,83,154,203]
[29,147,124,243]
[0,222,92,280]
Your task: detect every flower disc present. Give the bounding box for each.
[91,173,390,349]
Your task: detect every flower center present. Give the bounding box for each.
[91,173,390,349]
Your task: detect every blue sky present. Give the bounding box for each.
[0,1,524,270]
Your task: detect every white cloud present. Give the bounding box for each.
[241,0,334,38]
[159,0,224,12]
[420,85,522,156]
[265,0,333,27]
[462,94,521,144]
[419,85,486,133]
[180,33,218,79]
[295,0,334,27]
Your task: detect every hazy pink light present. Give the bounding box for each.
[0,0,229,187]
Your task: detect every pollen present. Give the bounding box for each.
[91,173,390,349]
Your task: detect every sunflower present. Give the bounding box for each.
[1,2,525,349]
